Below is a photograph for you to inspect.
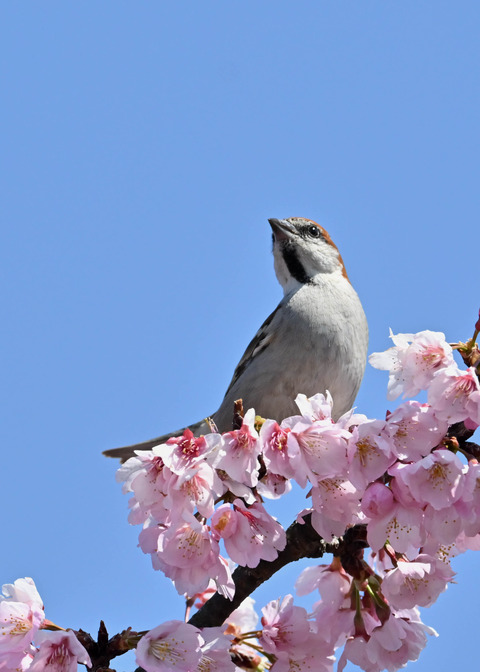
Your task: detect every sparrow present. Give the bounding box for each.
[104,217,368,462]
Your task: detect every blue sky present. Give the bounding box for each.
[2,3,479,670]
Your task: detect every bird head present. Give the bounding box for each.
[268,217,348,292]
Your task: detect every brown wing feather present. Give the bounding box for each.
[222,305,278,398]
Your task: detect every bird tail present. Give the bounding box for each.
[103,419,210,463]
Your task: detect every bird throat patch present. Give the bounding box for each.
[281,242,311,284]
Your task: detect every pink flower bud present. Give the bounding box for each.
[362,483,394,519]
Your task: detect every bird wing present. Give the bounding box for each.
[104,304,280,462]
[222,305,278,398]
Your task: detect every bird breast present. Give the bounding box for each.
[213,272,368,430]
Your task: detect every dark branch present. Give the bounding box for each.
[448,420,476,443]
[74,621,134,672]
[447,420,480,459]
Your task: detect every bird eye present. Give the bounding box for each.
[308,225,321,238]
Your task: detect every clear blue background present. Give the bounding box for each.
[2,3,479,670]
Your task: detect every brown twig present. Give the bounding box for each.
[233,399,245,430]
[447,421,480,460]
[74,621,135,672]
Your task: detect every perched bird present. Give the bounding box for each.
[104,217,368,462]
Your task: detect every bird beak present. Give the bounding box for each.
[268,218,297,241]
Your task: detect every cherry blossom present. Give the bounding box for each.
[1,579,43,610]
[284,416,350,486]
[295,559,352,609]
[369,329,454,399]
[117,450,170,525]
[260,419,300,480]
[259,594,311,655]
[313,597,378,652]
[135,620,203,672]
[365,497,425,555]
[211,500,286,568]
[0,578,44,655]
[29,631,91,672]
[163,461,224,520]
[338,608,438,672]
[381,555,455,609]
[385,401,448,461]
[428,366,480,424]
[216,470,258,505]
[361,482,395,520]
[154,519,233,598]
[453,530,480,553]
[116,449,161,493]
[214,408,262,487]
[308,477,364,540]
[0,648,35,671]
[423,503,463,545]
[160,429,215,472]
[389,449,465,511]
[256,471,292,499]
[347,419,396,489]
[270,640,336,672]
[198,631,236,671]
[294,391,334,421]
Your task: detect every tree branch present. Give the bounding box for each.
[447,420,480,459]
[75,621,132,672]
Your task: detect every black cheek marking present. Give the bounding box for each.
[282,243,311,284]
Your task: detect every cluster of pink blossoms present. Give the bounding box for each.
[117,405,289,599]
[0,577,91,671]
[3,329,479,671]
[115,328,480,672]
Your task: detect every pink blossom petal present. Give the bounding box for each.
[136,621,203,671]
